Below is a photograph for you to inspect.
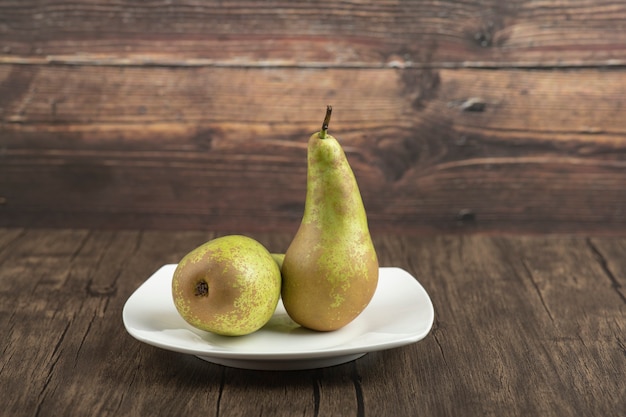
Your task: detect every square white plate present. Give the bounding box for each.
[123,265,434,370]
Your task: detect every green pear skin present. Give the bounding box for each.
[281,107,379,331]
[172,235,281,336]
[271,253,285,270]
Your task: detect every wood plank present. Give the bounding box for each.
[363,234,626,416]
[2,230,624,416]
[498,236,626,415]
[3,1,626,68]
[584,237,626,305]
[3,64,626,233]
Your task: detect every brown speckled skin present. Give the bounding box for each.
[281,132,379,331]
[172,235,281,336]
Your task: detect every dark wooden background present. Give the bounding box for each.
[3,0,626,234]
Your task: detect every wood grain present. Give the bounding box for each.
[2,0,626,68]
[1,229,624,416]
[3,64,626,233]
[3,0,626,233]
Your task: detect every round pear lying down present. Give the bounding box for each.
[172,235,282,336]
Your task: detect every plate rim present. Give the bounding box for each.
[123,264,434,362]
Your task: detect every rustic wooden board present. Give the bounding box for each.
[1,229,624,416]
[3,0,626,233]
[3,64,626,233]
[2,0,626,68]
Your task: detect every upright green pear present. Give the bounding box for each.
[281,106,379,331]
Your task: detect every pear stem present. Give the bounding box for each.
[319,105,332,139]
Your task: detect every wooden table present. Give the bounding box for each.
[2,228,624,416]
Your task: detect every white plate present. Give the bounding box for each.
[123,265,434,370]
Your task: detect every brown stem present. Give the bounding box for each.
[319,105,332,139]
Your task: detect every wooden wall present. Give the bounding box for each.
[2,1,626,234]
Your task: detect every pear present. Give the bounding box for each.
[271,253,285,270]
[172,235,281,336]
[281,106,379,331]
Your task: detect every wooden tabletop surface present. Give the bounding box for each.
[2,228,624,417]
